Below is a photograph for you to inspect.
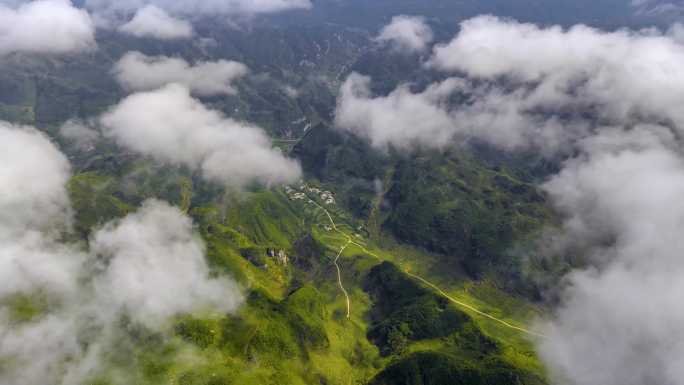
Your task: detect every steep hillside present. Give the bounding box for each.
[0,6,560,384]
[59,168,548,384]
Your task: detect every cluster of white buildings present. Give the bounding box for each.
[267,248,289,266]
[285,182,336,205]
[320,191,335,205]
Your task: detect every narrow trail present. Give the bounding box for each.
[307,196,545,338]
[334,241,352,319]
[403,270,546,338]
[309,199,355,318]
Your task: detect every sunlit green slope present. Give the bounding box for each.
[58,167,548,385]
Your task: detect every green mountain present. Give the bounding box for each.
[59,164,548,385]
[0,3,588,384]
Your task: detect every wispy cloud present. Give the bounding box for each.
[336,15,684,385]
[86,0,311,32]
[0,0,95,55]
[100,84,302,188]
[0,122,243,384]
[374,15,434,53]
[112,51,249,96]
[118,5,193,40]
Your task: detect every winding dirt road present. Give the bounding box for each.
[403,270,546,338]
[308,199,355,319]
[334,241,351,319]
[307,194,545,338]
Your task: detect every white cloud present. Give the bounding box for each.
[0,121,243,384]
[537,128,684,385]
[0,199,244,384]
[112,51,249,96]
[335,73,461,150]
[375,15,433,52]
[0,313,85,385]
[100,84,302,188]
[421,16,684,385]
[337,15,684,385]
[91,200,242,328]
[0,233,85,301]
[0,0,95,55]
[340,16,684,153]
[429,15,684,132]
[0,121,84,304]
[59,119,100,150]
[0,200,244,384]
[282,85,300,98]
[334,72,588,153]
[85,0,311,28]
[0,123,87,384]
[118,5,193,40]
[0,122,71,235]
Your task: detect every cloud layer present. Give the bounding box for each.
[59,119,100,150]
[431,17,684,385]
[537,128,684,385]
[100,84,302,188]
[339,15,684,153]
[118,5,193,39]
[0,122,78,302]
[335,72,585,153]
[0,122,243,384]
[91,200,243,328]
[336,15,684,385]
[429,15,684,131]
[0,0,95,55]
[86,0,311,28]
[374,15,434,52]
[0,122,72,235]
[335,73,461,150]
[113,51,249,96]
